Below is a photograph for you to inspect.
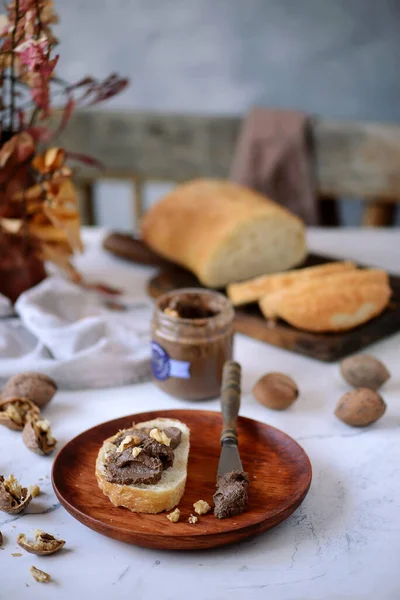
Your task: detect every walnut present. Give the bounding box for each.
[117,434,141,452]
[188,514,198,524]
[0,474,32,514]
[2,372,57,409]
[18,530,65,556]
[253,373,298,410]
[193,500,211,515]
[29,484,41,498]
[131,447,142,458]
[0,397,40,431]
[164,307,179,318]
[150,428,171,446]
[335,388,386,427]
[340,355,390,391]
[167,508,180,523]
[22,419,57,455]
[30,566,51,583]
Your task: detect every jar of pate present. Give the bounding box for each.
[151,288,235,400]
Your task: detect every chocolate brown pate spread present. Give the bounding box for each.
[105,427,182,485]
[213,470,249,519]
[152,289,234,401]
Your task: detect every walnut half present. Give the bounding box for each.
[0,398,40,431]
[0,474,32,514]
[30,566,51,583]
[22,419,57,455]
[18,530,65,556]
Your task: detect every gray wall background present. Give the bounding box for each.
[56,0,400,227]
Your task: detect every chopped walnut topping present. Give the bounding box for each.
[150,428,171,446]
[30,566,51,583]
[193,500,211,515]
[117,435,137,452]
[188,514,198,524]
[167,508,180,523]
[131,447,142,459]
[164,307,179,318]
[29,485,41,498]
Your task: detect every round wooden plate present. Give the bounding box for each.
[52,409,312,550]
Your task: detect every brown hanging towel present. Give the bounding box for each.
[229,107,319,225]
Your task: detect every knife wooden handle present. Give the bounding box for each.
[220,361,241,444]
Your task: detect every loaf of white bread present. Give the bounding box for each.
[141,179,307,288]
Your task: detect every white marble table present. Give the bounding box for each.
[1,228,400,600]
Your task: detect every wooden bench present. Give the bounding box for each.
[57,111,400,227]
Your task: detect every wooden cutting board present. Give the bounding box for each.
[103,233,400,362]
[52,409,312,550]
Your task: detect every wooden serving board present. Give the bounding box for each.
[52,409,312,550]
[103,233,400,362]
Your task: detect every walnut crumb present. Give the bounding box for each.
[117,435,141,452]
[150,428,171,446]
[30,566,51,583]
[167,508,180,523]
[188,514,198,524]
[12,552,22,557]
[131,447,142,458]
[193,500,211,515]
[29,484,41,498]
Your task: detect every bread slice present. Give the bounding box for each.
[141,179,307,288]
[227,261,356,306]
[259,269,391,332]
[96,418,190,514]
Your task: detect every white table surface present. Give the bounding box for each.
[1,227,400,600]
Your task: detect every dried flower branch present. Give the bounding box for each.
[0,0,127,290]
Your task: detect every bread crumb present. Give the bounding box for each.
[193,500,211,515]
[188,514,198,524]
[12,552,22,557]
[29,484,41,498]
[167,508,180,523]
[30,566,51,583]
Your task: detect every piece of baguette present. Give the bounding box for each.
[141,179,307,288]
[96,418,190,514]
[227,261,356,306]
[259,269,391,332]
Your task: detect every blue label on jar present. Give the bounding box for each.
[151,341,191,380]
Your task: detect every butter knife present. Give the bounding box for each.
[217,361,243,478]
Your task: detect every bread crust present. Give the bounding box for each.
[259,269,391,332]
[227,261,356,306]
[96,418,190,514]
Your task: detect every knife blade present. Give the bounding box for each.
[217,361,243,478]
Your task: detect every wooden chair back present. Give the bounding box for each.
[57,111,400,227]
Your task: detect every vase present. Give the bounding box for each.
[0,246,47,303]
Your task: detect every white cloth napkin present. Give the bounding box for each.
[0,277,153,389]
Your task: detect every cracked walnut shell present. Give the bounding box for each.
[0,397,40,431]
[18,530,65,556]
[0,474,32,514]
[22,419,57,455]
[2,372,57,409]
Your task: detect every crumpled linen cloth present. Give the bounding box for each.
[0,277,153,389]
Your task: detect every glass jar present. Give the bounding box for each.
[151,288,235,400]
